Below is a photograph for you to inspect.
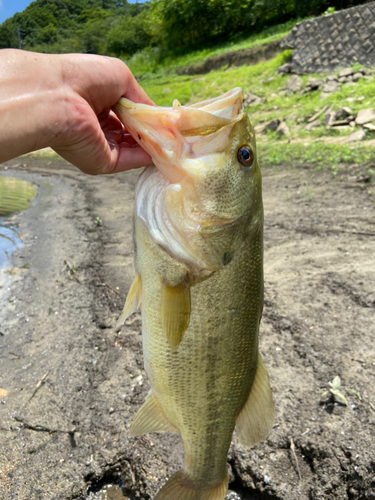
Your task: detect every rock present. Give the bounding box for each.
[339,67,355,78]
[345,75,353,83]
[226,492,242,500]
[307,105,329,123]
[305,78,324,90]
[261,76,276,83]
[338,77,347,83]
[278,63,292,74]
[363,123,375,131]
[243,94,263,106]
[325,110,336,127]
[285,112,297,120]
[322,80,339,93]
[347,129,366,142]
[286,75,303,94]
[352,72,362,82]
[263,119,281,133]
[355,108,375,125]
[306,119,321,131]
[326,75,338,81]
[331,119,351,127]
[335,107,352,120]
[276,121,290,137]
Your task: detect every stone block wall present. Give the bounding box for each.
[281,1,375,74]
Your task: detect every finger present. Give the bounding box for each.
[108,145,153,174]
[53,107,152,175]
[100,110,124,142]
[61,54,154,116]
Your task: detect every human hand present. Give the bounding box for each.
[0,49,153,174]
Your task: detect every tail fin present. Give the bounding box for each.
[155,470,228,500]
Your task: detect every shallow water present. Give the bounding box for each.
[0,175,37,217]
[87,482,131,499]
[0,175,37,268]
[0,223,23,268]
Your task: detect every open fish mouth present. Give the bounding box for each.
[113,88,245,184]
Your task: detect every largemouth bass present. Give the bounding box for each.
[114,88,274,500]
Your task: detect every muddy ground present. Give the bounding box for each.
[0,156,374,500]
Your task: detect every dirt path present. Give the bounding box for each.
[0,157,374,500]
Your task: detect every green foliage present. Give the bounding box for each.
[151,0,296,51]
[0,0,151,56]
[106,9,152,57]
[1,0,373,58]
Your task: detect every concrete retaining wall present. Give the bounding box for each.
[281,1,375,74]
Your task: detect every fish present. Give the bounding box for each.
[113,87,274,500]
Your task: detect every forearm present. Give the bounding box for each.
[0,49,68,162]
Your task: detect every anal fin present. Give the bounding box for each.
[161,281,191,348]
[116,273,142,328]
[235,352,275,447]
[130,391,178,437]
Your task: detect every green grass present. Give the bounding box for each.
[125,18,298,76]
[137,51,292,107]
[259,141,375,175]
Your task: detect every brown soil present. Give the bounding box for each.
[175,39,283,76]
[0,156,374,500]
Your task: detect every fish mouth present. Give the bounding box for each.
[113,88,244,184]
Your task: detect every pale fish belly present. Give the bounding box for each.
[135,216,263,487]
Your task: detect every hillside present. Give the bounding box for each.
[0,0,151,56]
[1,0,374,58]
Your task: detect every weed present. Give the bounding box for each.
[322,376,347,405]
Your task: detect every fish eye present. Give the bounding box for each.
[237,145,254,169]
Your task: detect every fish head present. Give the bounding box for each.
[115,88,261,223]
[114,88,262,270]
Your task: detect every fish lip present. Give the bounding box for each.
[115,87,244,115]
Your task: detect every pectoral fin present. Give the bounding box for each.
[161,281,191,348]
[116,273,142,328]
[130,391,178,437]
[235,352,275,447]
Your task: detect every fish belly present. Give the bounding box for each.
[135,217,263,487]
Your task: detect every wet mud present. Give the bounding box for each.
[0,157,374,499]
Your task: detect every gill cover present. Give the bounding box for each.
[113,88,255,271]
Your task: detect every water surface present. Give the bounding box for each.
[0,176,37,216]
[0,175,37,269]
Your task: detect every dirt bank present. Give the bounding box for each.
[175,39,283,76]
[0,156,374,500]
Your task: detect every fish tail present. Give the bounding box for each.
[155,470,228,500]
